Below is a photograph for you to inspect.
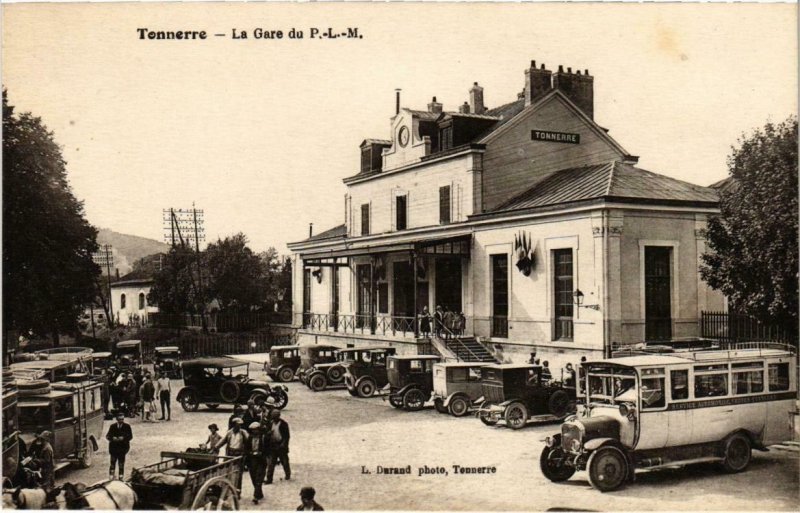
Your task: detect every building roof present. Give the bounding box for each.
[361,139,392,147]
[405,109,442,121]
[305,224,347,242]
[491,161,719,213]
[111,268,155,287]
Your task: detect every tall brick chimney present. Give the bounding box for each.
[458,101,470,114]
[525,60,552,107]
[427,96,443,113]
[469,82,484,114]
[553,65,594,118]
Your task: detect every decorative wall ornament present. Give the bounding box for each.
[514,231,537,276]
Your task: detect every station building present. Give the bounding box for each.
[287,60,725,369]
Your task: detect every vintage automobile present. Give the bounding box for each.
[265,345,301,382]
[114,340,143,372]
[17,373,104,471]
[177,357,288,412]
[305,348,361,392]
[91,352,113,374]
[343,347,397,398]
[385,355,442,411]
[540,347,798,492]
[296,345,339,384]
[431,362,489,417]
[154,346,183,379]
[2,368,20,482]
[477,363,575,429]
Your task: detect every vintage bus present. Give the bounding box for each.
[540,346,797,491]
[2,369,20,482]
[10,356,94,383]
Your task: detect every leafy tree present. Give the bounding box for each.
[205,234,278,310]
[2,91,101,344]
[701,117,798,337]
[149,245,204,315]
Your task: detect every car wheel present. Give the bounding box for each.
[389,395,404,409]
[721,433,752,473]
[356,379,376,398]
[270,389,289,410]
[219,380,240,403]
[328,366,344,384]
[278,367,296,383]
[448,396,470,417]
[433,398,447,414]
[540,444,575,482]
[479,402,499,426]
[587,446,628,492]
[180,391,199,412]
[403,389,427,411]
[206,404,220,410]
[548,390,572,418]
[308,374,327,392]
[504,402,529,429]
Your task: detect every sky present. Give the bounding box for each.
[3,3,797,254]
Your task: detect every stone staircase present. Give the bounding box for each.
[445,336,498,363]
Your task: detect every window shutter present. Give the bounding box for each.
[390,191,396,231]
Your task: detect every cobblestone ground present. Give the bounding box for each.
[58,367,799,511]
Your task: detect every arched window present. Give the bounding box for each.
[139,293,145,310]
[120,294,126,309]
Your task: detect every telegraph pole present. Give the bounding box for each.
[92,245,115,328]
[163,205,206,331]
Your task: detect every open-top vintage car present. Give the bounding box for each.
[265,345,301,382]
[477,364,575,429]
[540,348,797,492]
[114,340,143,372]
[296,345,339,384]
[431,362,489,417]
[343,347,397,398]
[177,357,288,412]
[305,348,361,392]
[154,346,182,379]
[385,355,441,411]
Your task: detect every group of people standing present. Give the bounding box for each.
[418,305,466,338]
[107,370,172,421]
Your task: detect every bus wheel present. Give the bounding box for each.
[78,441,94,468]
[587,446,628,492]
[540,445,575,482]
[721,433,752,473]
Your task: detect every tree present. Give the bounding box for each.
[149,245,204,316]
[2,91,101,344]
[700,117,798,337]
[205,234,277,311]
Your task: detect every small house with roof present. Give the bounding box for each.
[110,268,158,326]
[287,60,725,369]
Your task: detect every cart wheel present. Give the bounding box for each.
[504,402,529,429]
[78,440,94,468]
[191,476,240,510]
[448,396,470,417]
[278,367,296,383]
[308,374,327,392]
[403,388,427,411]
[587,446,628,492]
[327,366,344,384]
[181,391,200,412]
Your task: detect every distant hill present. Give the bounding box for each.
[96,228,169,276]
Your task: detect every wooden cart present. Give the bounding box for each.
[130,451,243,510]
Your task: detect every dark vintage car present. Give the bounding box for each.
[296,345,339,384]
[177,357,288,412]
[154,346,182,379]
[385,355,441,411]
[477,364,575,429]
[304,348,361,392]
[114,340,143,373]
[343,347,397,398]
[431,362,489,417]
[265,345,301,383]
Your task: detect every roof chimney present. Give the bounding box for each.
[395,89,401,115]
[427,96,443,113]
[469,82,484,114]
[553,65,594,118]
[458,101,470,114]
[524,59,552,107]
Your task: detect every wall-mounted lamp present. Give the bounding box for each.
[573,289,600,311]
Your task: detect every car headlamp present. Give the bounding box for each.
[569,438,581,452]
[544,436,554,448]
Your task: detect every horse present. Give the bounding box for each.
[52,480,137,510]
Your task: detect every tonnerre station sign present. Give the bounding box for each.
[531,130,580,145]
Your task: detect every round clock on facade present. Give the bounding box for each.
[398,126,410,147]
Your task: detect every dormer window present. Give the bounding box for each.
[360,139,391,174]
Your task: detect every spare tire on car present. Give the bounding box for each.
[17,379,51,396]
[219,380,241,403]
[548,390,571,418]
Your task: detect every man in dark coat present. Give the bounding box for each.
[29,430,55,490]
[106,412,133,480]
[297,487,324,511]
[265,409,290,484]
[246,422,267,504]
[242,399,261,432]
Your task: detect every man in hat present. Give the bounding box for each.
[229,404,245,429]
[29,430,55,489]
[106,412,133,480]
[215,417,249,458]
[260,396,277,423]
[265,408,291,484]
[242,399,261,431]
[246,422,267,504]
[297,487,324,511]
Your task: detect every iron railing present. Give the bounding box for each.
[701,311,796,346]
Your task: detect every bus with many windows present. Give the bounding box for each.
[540,345,796,491]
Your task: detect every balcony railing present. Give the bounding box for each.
[301,313,420,338]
